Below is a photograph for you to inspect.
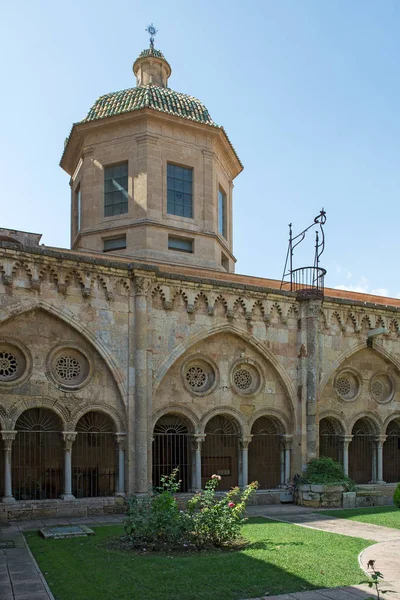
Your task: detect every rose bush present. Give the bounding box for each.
[123,469,258,551]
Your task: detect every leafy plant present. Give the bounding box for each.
[393,483,400,508]
[187,475,258,548]
[300,457,356,490]
[124,468,190,550]
[360,559,394,600]
[123,469,258,551]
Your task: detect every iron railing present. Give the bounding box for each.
[282,266,326,297]
[248,434,281,489]
[12,431,64,500]
[72,432,117,497]
[152,433,191,492]
[383,435,400,483]
[201,434,239,491]
[349,434,374,484]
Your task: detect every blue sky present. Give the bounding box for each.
[1,1,399,297]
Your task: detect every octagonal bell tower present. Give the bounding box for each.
[60,32,243,272]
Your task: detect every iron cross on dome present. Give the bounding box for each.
[146,23,158,49]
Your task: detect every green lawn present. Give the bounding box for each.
[320,506,400,529]
[25,518,372,600]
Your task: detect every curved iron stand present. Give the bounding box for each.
[281,209,327,298]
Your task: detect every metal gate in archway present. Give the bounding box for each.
[72,412,117,498]
[152,415,191,492]
[13,408,64,500]
[383,420,400,483]
[349,419,374,484]
[249,417,281,489]
[319,418,341,463]
[202,415,239,490]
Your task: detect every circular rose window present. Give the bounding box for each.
[0,342,28,384]
[233,368,253,391]
[182,358,216,395]
[334,371,360,401]
[370,373,394,404]
[48,346,91,390]
[231,362,261,395]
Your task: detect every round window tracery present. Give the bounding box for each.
[186,366,208,390]
[48,346,91,389]
[55,355,82,382]
[233,368,252,390]
[231,362,261,396]
[334,371,360,401]
[370,373,394,404]
[0,342,28,384]
[0,351,18,379]
[182,357,217,395]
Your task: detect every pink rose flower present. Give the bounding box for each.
[211,474,222,480]
[228,502,235,507]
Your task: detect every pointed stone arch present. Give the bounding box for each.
[152,322,296,428]
[0,298,127,412]
[319,341,400,394]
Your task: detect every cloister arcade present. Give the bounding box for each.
[0,409,399,502]
[151,412,293,492]
[0,408,126,503]
[318,416,400,484]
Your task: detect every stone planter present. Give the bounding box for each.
[296,484,346,508]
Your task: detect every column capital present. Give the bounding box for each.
[339,435,353,447]
[115,432,127,449]
[191,434,205,450]
[240,435,253,449]
[282,434,293,449]
[133,272,154,296]
[374,435,387,446]
[1,430,17,451]
[62,431,77,450]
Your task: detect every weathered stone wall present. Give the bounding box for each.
[0,241,399,506]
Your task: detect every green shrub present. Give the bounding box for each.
[123,469,258,551]
[394,483,400,508]
[187,476,258,548]
[300,457,356,490]
[124,469,190,550]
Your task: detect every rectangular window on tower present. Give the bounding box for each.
[76,185,81,233]
[218,187,227,238]
[103,235,127,252]
[167,163,193,218]
[168,236,193,253]
[104,163,128,217]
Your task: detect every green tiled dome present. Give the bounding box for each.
[82,84,218,127]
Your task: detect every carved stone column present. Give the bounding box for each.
[192,435,205,490]
[134,274,151,493]
[240,436,252,488]
[375,435,386,483]
[280,444,285,486]
[116,433,127,496]
[340,435,353,476]
[61,432,77,500]
[298,297,322,465]
[282,435,293,484]
[1,431,17,503]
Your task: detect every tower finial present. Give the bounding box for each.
[145,23,158,50]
